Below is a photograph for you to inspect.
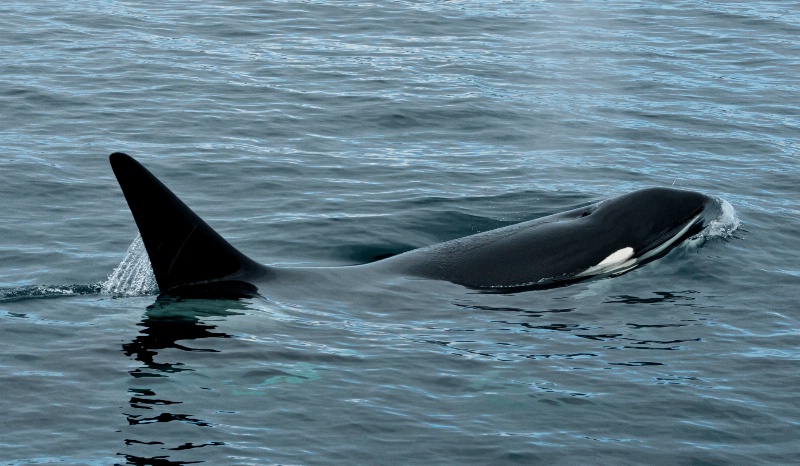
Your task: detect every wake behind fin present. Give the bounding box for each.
[110,152,267,293]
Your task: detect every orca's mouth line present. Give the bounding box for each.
[629,212,705,267]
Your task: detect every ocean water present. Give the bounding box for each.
[1,1,799,464]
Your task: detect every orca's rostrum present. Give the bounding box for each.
[110,152,726,297]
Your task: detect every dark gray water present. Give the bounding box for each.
[1,1,799,464]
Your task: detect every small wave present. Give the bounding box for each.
[684,197,740,249]
[706,198,740,238]
[101,233,159,296]
[0,283,103,303]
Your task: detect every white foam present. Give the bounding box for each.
[706,198,739,238]
[683,198,740,248]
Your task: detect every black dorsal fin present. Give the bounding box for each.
[110,152,266,293]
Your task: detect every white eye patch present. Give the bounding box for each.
[576,247,636,277]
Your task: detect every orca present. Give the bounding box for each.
[109,152,725,297]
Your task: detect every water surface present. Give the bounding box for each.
[1,1,799,464]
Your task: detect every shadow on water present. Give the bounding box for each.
[604,290,701,305]
[120,294,253,465]
[122,294,251,378]
[446,288,710,362]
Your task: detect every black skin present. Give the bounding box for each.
[110,152,719,297]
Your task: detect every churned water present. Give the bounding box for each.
[1,1,799,464]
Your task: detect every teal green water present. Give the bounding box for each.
[1,1,799,464]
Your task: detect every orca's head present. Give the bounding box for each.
[582,187,719,271]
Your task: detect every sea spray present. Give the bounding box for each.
[707,198,740,238]
[101,234,158,296]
